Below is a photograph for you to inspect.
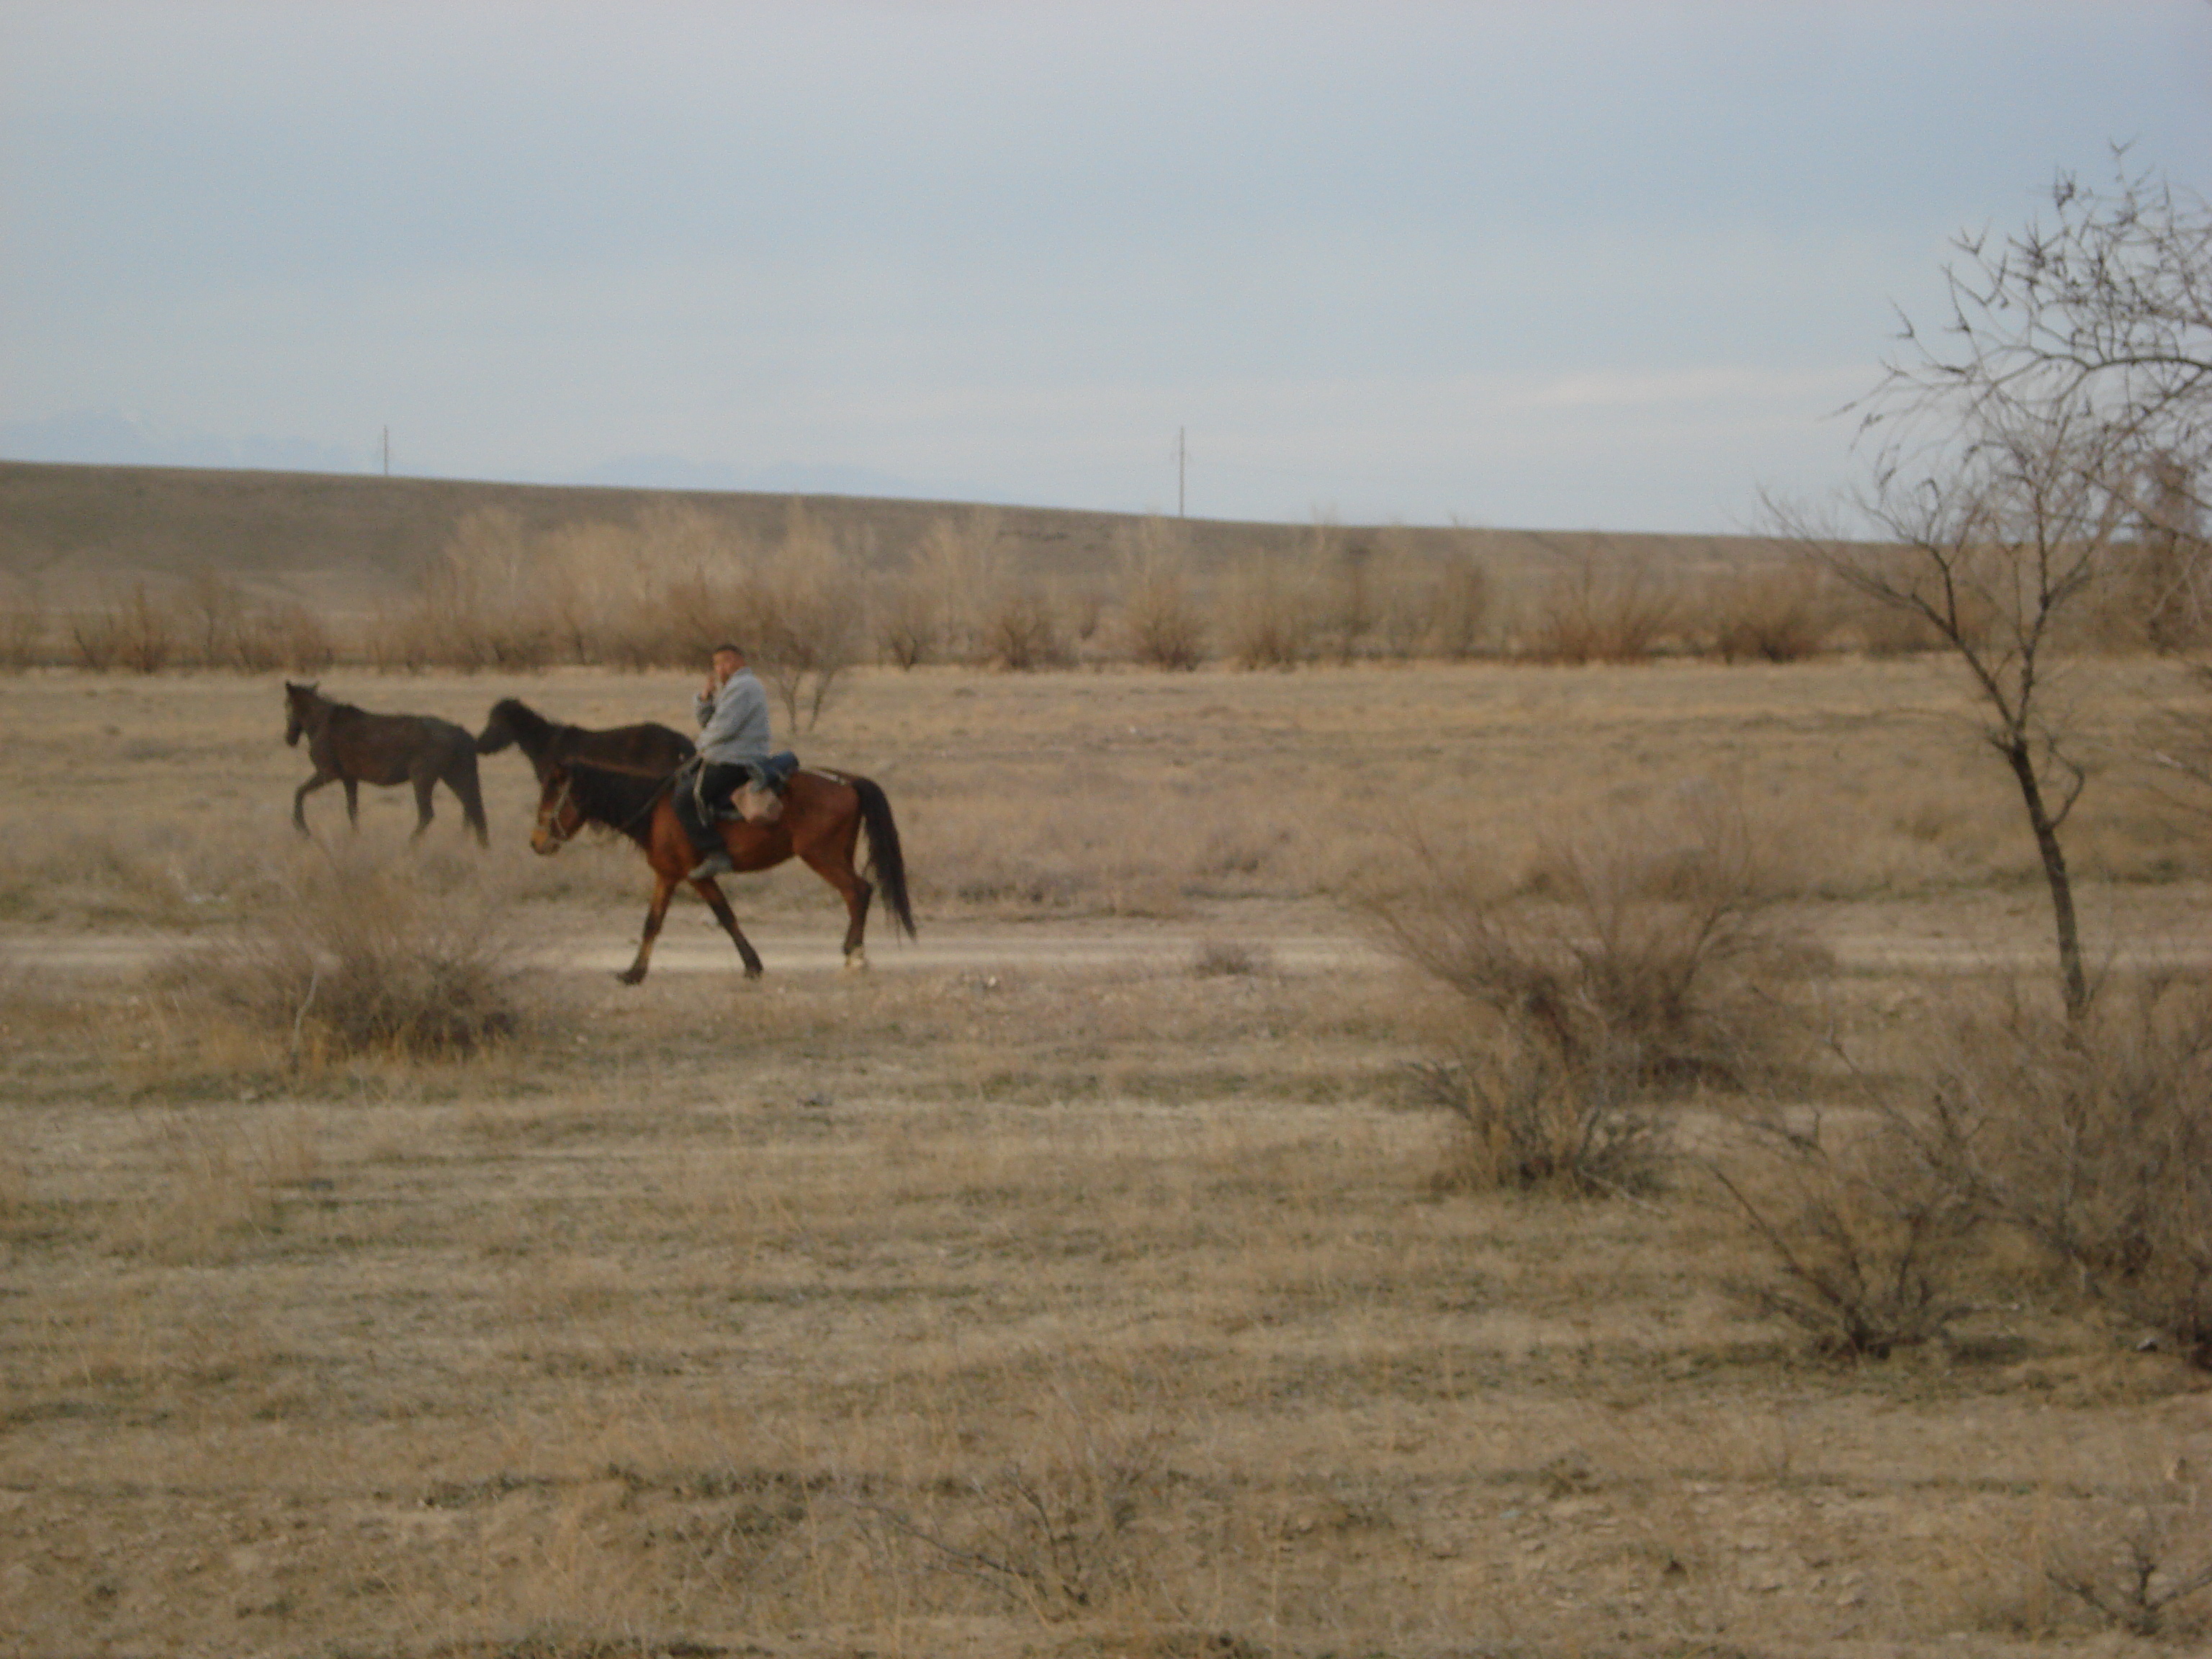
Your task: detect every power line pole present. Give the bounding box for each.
[1177,426,1186,518]
[381,426,390,477]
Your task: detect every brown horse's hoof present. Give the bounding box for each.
[616,967,647,986]
[842,950,869,974]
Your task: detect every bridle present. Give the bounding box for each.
[533,763,683,852]
[532,774,581,851]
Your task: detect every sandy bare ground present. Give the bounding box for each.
[6,884,2209,981]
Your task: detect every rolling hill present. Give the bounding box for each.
[0,460,1788,620]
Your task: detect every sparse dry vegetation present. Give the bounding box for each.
[7,652,2212,1659]
[1371,791,1818,1197]
[166,840,539,1064]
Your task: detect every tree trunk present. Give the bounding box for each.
[2000,737,2090,1019]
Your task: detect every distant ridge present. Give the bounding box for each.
[0,459,1785,614]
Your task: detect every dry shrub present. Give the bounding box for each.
[1920,979,2212,1365]
[855,1384,1171,1618]
[873,569,943,668]
[70,580,174,673]
[2089,453,2212,654]
[1220,552,1320,669]
[367,506,557,671]
[1372,789,1815,1195]
[171,843,536,1063]
[1707,1108,1980,1358]
[980,580,1071,672]
[229,601,337,673]
[908,508,1010,666]
[2044,1498,2212,1637]
[180,566,246,666]
[1115,516,1206,669]
[748,505,866,726]
[1192,938,1273,978]
[1701,562,1837,662]
[1309,519,1376,664]
[1527,549,1678,663]
[1365,530,1493,661]
[1,578,45,669]
[1406,1036,1667,1197]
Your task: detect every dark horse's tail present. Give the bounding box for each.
[449,745,491,848]
[852,776,916,939]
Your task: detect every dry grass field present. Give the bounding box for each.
[6,657,2212,1659]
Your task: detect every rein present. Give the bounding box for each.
[542,761,687,845]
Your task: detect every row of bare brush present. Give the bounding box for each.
[6,502,2207,688]
[1,569,337,675]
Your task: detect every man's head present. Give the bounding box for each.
[710,643,745,683]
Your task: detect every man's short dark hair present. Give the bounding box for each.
[712,642,745,659]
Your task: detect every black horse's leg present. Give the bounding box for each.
[619,873,680,985]
[692,878,765,979]
[410,769,437,840]
[343,778,361,830]
[292,771,334,835]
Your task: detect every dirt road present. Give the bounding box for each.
[4,883,2207,981]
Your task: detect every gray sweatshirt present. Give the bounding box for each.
[695,668,773,765]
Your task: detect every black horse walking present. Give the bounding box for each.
[284,681,489,845]
[475,696,694,783]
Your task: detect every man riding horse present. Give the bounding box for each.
[680,642,786,879]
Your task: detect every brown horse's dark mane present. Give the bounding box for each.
[556,760,671,849]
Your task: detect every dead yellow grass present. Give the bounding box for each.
[5,660,2212,1655]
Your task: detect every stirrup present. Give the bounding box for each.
[686,850,734,881]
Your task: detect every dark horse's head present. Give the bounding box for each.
[531,760,663,855]
[282,680,321,748]
[531,763,587,856]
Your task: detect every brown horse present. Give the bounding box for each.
[530,757,914,981]
[475,696,694,783]
[284,681,489,845]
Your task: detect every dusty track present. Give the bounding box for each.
[6,882,2211,982]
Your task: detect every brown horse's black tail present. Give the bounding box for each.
[852,775,916,938]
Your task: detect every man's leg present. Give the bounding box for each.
[683,762,750,878]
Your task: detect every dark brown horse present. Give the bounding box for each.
[530,757,914,981]
[284,681,489,845]
[475,696,694,783]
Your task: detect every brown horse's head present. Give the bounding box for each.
[282,680,320,748]
[531,765,584,856]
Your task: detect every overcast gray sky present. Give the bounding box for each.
[4,1,2211,530]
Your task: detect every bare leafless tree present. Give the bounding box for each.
[1778,407,2130,1019]
[1866,153,2212,461]
[1777,156,2212,1019]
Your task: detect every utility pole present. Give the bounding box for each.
[1176,426,1186,518]
[381,426,390,477]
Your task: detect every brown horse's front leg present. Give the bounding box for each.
[409,770,437,839]
[619,873,680,985]
[693,879,765,979]
[343,778,361,828]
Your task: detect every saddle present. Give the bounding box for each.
[704,750,799,824]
